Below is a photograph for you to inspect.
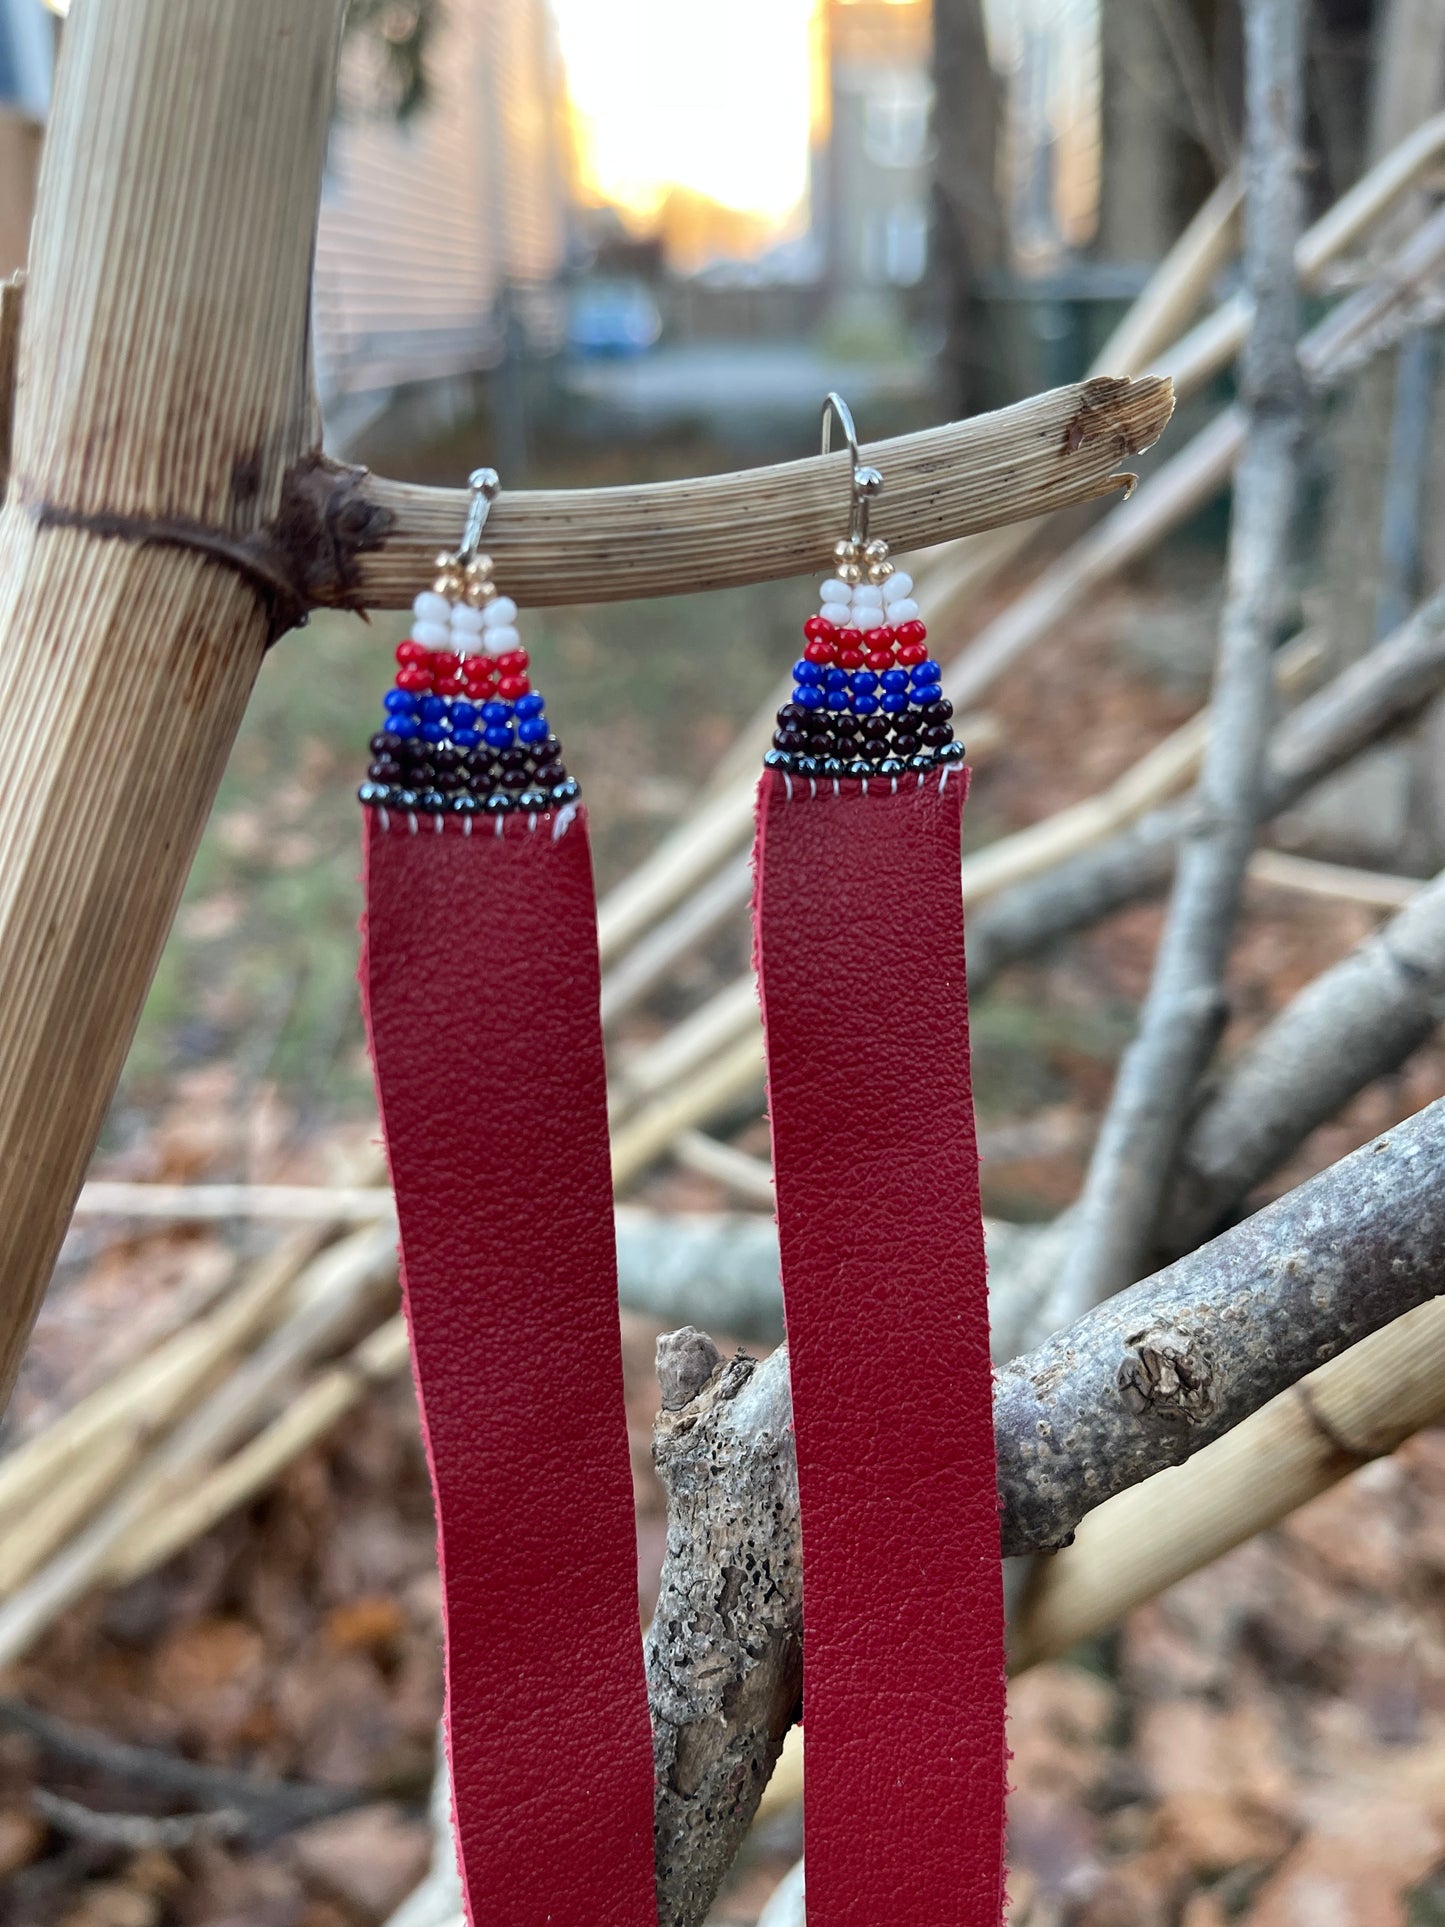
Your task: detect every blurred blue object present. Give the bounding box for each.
[567,280,662,359]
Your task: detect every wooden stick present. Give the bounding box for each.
[610,1034,767,1188]
[674,1131,777,1207]
[1010,1293,1445,1670]
[72,1181,396,1223]
[333,379,1172,612]
[1247,848,1423,906]
[1047,0,1310,1318]
[0,0,347,1414]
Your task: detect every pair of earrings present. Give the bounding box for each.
[357,398,1003,1927]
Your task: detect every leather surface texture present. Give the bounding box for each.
[361,807,658,1927]
[753,765,1007,1927]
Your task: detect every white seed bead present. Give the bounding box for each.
[852,582,884,608]
[882,573,914,605]
[484,624,521,653]
[820,577,852,603]
[450,604,486,636]
[483,596,519,628]
[820,602,851,627]
[886,598,920,623]
[412,619,453,649]
[413,590,452,624]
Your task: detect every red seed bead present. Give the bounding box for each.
[896,640,928,667]
[803,615,837,642]
[803,637,836,664]
[837,647,864,670]
[864,627,894,652]
[895,619,927,647]
[464,663,497,690]
[837,627,863,651]
[395,665,432,692]
[430,651,461,677]
[396,639,428,666]
[496,649,529,675]
[498,673,530,700]
[434,674,464,697]
[865,649,894,672]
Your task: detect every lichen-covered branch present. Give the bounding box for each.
[646,1099,1445,1924]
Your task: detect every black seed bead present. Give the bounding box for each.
[847,758,872,778]
[408,760,437,788]
[367,757,401,783]
[892,731,919,758]
[369,731,402,755]
[861,736,888,763]
[921,698,954,726]
[861,715,890,741]
[878,756,905,776]
[464,748,495,780]
[908,752,935,772]
[500,747,531,778]
[517,787,548,811]
[437,770,467,793]
[795,755,820,777]
[764,749,792,771]
[358,781,389,807]
[533,761,565,787]
[941,739,966,763]
[392,788,419,809]
[484,791,514,814]
[538,733,562,759]
[551,777,581,803]
[449,792,480,814]
[921,723,952,748]
[433,746,463,774]
[773,727,806,754]
[778,702,808,728]
[820,757,845,777]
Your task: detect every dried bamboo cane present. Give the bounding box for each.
[0,0,347,1412]
[1246,848,1422,907]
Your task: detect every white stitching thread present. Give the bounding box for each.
[552,801,579,840]
[406,811,419,835]
[784,773,794,802]
[378,807,391,833]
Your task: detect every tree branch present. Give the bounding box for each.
[1047,0,1309,1318]
[646,1098,1445,1924]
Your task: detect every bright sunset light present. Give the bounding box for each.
[548,0,821,226]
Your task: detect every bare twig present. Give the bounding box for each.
[31,1788,247,1849]
[1164,864,1445,1251]
[965,590,1445,993]
[0,1697,363,1839]
[1046,0,1311,1318]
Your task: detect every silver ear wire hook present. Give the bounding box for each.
[821,391,883,548]
[460,467,500,564]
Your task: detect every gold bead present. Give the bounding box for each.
[837,560,863,586]
[868,559,895,585]
[464,578,497,609]
[466,553,495,580]
[864,537,890,562]
[833,537,859,565]
[435,549,456,572]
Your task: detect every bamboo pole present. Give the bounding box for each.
[338,379,1173,611]
[1246,847,1422,907]
[0,0,347,1412]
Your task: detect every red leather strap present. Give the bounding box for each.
[361,809,657,1927]
[753,767,1006,1926]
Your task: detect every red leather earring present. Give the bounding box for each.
[358,472,657,1927]
[752,397,1007,1924]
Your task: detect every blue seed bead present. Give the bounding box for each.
[880,691,908,714]
[384,688,418,713]
[793,659,824,686]
[515,691,546,718]
[421,722,447,745]
[483,723,514,749]
[451,701,478,728]
[911,659,942,685]
[880,668,910,692]
[480,699,510,724]
[793,685,824,710]
[518,716,548,744]
[825,688,849,712]
[852,692,879,715]
[849,669,879,694]
[453,727,481,749]
[419,695,447,722]
[824,666,848,690]
[912,682,944,707]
